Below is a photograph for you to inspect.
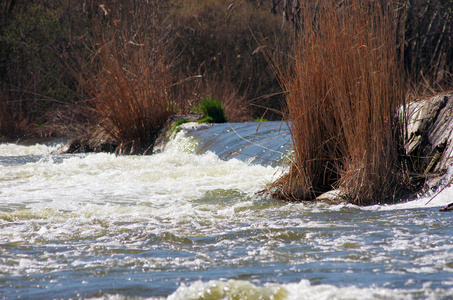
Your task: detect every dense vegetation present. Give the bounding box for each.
[0,0,290,141]
[269,0,452,205]
[271,0,407,205]
[1,0,451,140]
[1,0,452,203]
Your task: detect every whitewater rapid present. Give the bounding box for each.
[1,126,453,299]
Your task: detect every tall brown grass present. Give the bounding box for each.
[272,0,409,205]
[84,1,178,155]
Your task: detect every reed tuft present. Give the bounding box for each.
[273,0,409,205]
[84,1,177,155]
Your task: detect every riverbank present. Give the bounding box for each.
[2,93,453,207]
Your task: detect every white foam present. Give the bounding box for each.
[2,136,453,298]
[0,136,285,255]
[164,279,453,300]
[0,142,60,156]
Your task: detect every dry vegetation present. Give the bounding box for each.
[271,0,410,205]
[1,0,453,204]
[81,1,178,154]
[0,0,289,140]
[404,0,453,87]
[168,0,289,121]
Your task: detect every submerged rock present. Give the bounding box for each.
[315,189,343,203]
[440,202,453,212]
[64,135,119,154]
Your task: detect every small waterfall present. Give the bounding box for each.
[183,121,292,166]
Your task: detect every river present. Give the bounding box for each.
[1,122,453,299]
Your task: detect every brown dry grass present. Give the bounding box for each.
[87,41,174,154]
[272,0,409,205]
[83,1,178,155]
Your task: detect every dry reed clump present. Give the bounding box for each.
[84,1,177,155]
[272,0,409,205]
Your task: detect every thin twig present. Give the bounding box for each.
[425,177,453,205]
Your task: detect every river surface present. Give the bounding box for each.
[1,122,453,299]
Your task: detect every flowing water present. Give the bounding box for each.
[1,122,453,300]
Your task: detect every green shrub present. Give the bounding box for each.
[199,98,226,123]
[0,4,65,126]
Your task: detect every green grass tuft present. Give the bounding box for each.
[254,118,268,122]
[172,119,191,133]
[197,116,214,124]
[198,97,226,123]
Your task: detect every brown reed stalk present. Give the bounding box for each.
[85,1,177,155]
[272,0,409,205]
